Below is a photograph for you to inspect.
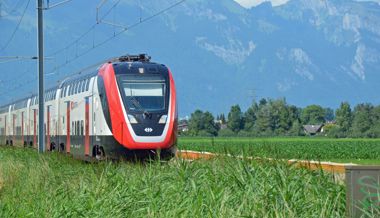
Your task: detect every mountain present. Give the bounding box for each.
[0,0,380,116]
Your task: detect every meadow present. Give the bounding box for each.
[0,146,349,217]
[178,137,380,164]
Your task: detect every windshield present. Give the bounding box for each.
[118,75,166,112]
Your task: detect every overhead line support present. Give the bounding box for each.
[37,0,45,153]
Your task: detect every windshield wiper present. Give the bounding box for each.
[129,96,144,112]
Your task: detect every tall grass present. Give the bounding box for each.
[0,146,348,217]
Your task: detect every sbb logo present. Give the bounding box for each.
[144,128,153,133]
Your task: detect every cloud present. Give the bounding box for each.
[234,0,290,8]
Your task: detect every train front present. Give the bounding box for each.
[99,55,177,158]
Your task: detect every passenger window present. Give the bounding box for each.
[81,80,85,92]
[85,79,90,91]
[76,121,80,135]
[81,120,84,135]
[75,82,79,94]
[78,81,82,93]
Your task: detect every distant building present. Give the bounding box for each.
[215,119,227,130]
[178,119,189,132]
[303,124,324,135]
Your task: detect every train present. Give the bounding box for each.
[0,54,178,160]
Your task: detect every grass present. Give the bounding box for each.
[0,146,350,217]
[178,137,380,165]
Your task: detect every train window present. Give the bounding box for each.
[83,80,87,92]
[54,90,57,99]
[72,83,76,95]
[81,80,85,92]
[71,84,74,95]
[73,82,77,95]
[78,81,82,93]
[68,85,71,96]
[85,79,90,91]
[80,120,84,135]
[62,116,65,124]
[72,122,74,135]
[77,121,80,135]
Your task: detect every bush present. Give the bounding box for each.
[218,128,236,137]
[197,130,215,137]
[237,130,254,137]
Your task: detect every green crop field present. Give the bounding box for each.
[178,137,380,164]
[0,146,359,217]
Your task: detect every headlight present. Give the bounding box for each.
[128,114,138,124]
[158,115,167,124]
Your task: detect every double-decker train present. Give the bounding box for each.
[0,54,178,160]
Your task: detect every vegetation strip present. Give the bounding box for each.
[177,150,356,174]
[0,146,351,217]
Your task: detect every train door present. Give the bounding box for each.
[65,100,71,154]
[84,96,91,156]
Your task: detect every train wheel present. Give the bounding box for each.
[10,140,13,146]
[59,143,65,152]
[6,140,9,145]
[50,142,56,151]
[23,141,27,147]
[93,145,105,160]
[159,146,177,161]
[29,141,33,147]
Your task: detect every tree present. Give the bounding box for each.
[288,119,303,136]
[301,105,326,124]
[188,110,218,136]
[203,111,219,136]
[335,102,352,132]
[369,106,380,137]
[188,110,204,136]
[270,98,291,135]
[324,107,335,122]
[227,105,244,133]
[220,113,226,124]
[253,104,273,135]
[350,103,373,137]
[244,102,258,131]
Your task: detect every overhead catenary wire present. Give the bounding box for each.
[47,0,122,57]
[0,0,186,105]
[0,0,24,17]
[1,0,31,51]
[46,0,186,76]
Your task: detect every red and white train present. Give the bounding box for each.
[0,54,178,159]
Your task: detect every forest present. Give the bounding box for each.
[183,98,380,138]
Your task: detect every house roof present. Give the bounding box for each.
[303,124,323,134]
